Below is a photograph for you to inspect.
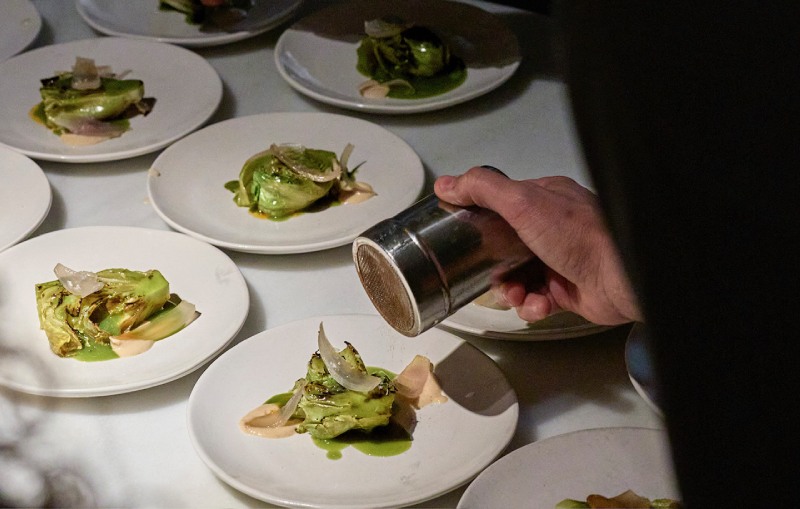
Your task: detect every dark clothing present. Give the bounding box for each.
[561,2,800,507]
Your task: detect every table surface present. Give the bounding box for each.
[3,1,664,507]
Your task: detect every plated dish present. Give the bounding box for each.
[458,427,680,509]
[440,303,613,341]
[0,226,248,397]
[275,0,521,114]
[148,112,425,254]
[0,37,222,163]
[188,314,518,508]
[0,146,51,253]
[76,0,302,47]
[625,322,663,416]
[0,0,41,62]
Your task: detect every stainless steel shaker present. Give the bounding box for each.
[352,177,535,337]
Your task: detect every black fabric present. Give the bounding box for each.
[559,1,800,507]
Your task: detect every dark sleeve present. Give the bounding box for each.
[559,1,800,506]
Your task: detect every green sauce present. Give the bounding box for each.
[29,103,47,124]
[72,342,118,362]
[387,67,467,99]
[312,422,412,460]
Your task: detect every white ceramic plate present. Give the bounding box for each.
[0,0,41,61]
[458,427,681,509]
[275,0,521,114]
[76,0,302,47]
[0,37,222,163]
[148,112,425,254]
[188,314,518,509]
[440,302,613,341]
[0,146,51,252]
[625,322,663,416]
[0,226,248,397]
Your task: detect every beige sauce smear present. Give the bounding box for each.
[239,403,301,439]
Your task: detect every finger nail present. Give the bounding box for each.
[436,175,456,191]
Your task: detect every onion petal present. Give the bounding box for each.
[317,323,381,392]
[71,56,101,90]
[110,300,199,341]
[278,378,306,426]
[269,144,342,183]
[364,17,412,38]
[54,263,104,297]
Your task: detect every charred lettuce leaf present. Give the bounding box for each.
[36,58,154,139]
[295,343,395,440]
[225,144,359,220]
[356,18,467,98]
[35,268,170,357]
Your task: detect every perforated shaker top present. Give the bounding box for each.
[354,242,418,336]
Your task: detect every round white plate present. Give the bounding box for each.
[625,322,663,416]
[0,146,51,252]
[458,427,681,509]
[0,37,222,163]
[0,0,41,61]
[148,112,425,254]
[188,314,518,509]
[76,0,302,47]
[0,226,248,397]
[275,0,521,114]
[440,303,613,341]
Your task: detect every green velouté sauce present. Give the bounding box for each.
[72,342,118,362]
[313,420,412,460]
[264,366,410,459]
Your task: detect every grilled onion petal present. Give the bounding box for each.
[317,323,381,392]
[278,378,306,425]
[53,263,104,297]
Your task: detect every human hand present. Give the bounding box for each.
[434,167,641,325]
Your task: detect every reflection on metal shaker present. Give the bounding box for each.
[352,179,534,337]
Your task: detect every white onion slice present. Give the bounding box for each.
[71,56,101,90]
[110,300,199,341]
[278,379,306,426]
[269,144,342,183]
[317,323,381,392]
[53,263,104,298]
[240,378,304,433]
[364,17,411,38]
[339,143,354,170]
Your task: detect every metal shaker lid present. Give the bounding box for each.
[353,213,452,337]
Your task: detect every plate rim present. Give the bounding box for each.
[0,225,249,397]
[458,426,677,508]
[625,322,664,416]
[0,0,42,61]
[75,0,303,47]
[0,147,52,252]
[440,305,615,341]
[0,36,223,163]
[187,313,519,508]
